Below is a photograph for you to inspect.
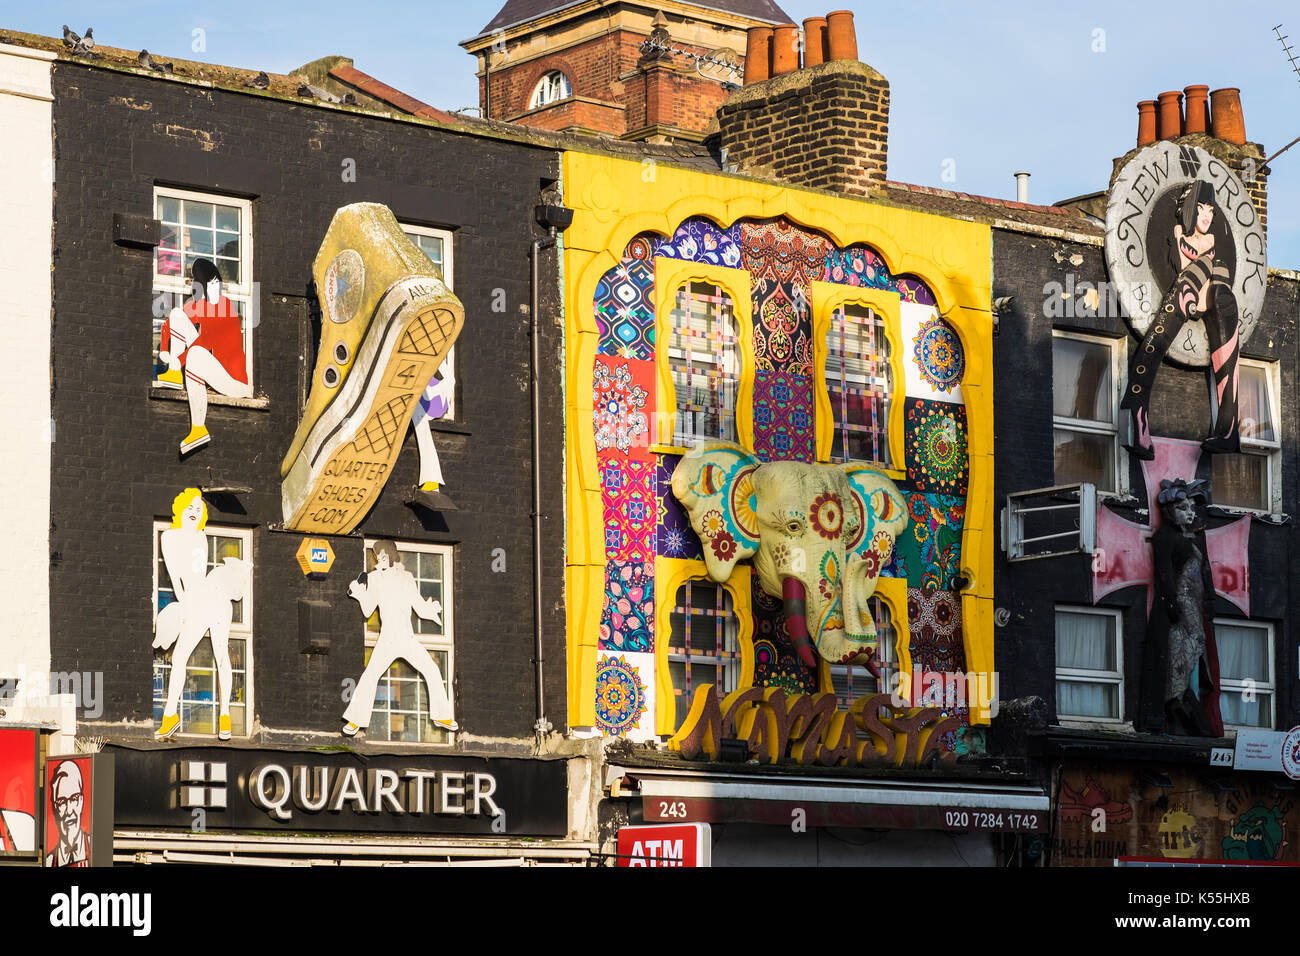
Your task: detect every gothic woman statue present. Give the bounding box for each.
[1122,180,1241,460]
[1139,479,1223,736]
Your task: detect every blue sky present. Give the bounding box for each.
[13,1,1300,266]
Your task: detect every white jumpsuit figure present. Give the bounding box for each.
[342,543,455,734]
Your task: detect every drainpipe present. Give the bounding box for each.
[530,202,573,738]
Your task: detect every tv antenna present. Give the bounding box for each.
[1264,25,1300,167]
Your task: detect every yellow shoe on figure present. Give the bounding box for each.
[156,367,184,389]
[342,722,359,737]
[421,482,439,491]
[218,715,232,740]
[156,713,181,740]
[180,425,211,454]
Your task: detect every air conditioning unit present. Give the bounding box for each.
[1002,483,1097,561]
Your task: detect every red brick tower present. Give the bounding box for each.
[461,1,791,143]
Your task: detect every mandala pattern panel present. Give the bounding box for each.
[593,355,654,459]
[823,244,895,290]
[753,278,813,376]
[655,217,743,269]
[885,492,965,590]
[906,587,966,675]
[902,302,964,401]
[741,218,830,286]
[752,577,819,694]
[595,652,653,739]
[752,369,815,463]
[624,232,662,262]
[904,398,968,495]
[657,453,704,560]
[600,560,654,653]
[595,255,656,360]
[601,455,657,562]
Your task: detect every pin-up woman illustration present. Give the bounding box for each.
[1122,180,1241,459]
[157,258,254,454]
[154,489,251,740]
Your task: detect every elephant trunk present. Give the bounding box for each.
[842,554,883,679]
[781,578,818,670]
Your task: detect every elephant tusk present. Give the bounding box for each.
[781,577,818,670]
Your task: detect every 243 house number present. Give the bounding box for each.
[658,801,688,818]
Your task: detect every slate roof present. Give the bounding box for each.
[475,0,792,37]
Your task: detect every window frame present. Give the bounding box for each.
[823,302,894,469]
[1214,617,1276,731]
[827,595,899,710]
[1210,358,1281,515]
[811,283,905,480]
[1054,604,1125,726]
[667,279,741,448]
[359,538,456,745]
[400,223,457,421]
[651,261,755,453]
[152,186,255,390]
[151,521,254,738]
[664,577,743,733]
[1051,329,1125,496]
[528,70,572,110]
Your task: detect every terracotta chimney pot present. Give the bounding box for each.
[772,23,799,75]
[745,27,773,84]
[1210,88,1246,145]
[826,10,858,62]
[803,17,828,67]
[1156,90,1183,140]
[1183,85,1210,134]
[1136,100,1158,146]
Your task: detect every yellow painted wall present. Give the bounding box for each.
[562,152,994,728]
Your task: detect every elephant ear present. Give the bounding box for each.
[670,441,761,582]
[840,464,908,559]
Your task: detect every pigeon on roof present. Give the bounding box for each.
[62,24,97,57]
[138,49,173,74]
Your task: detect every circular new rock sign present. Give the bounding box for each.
[1105,142,1267,367]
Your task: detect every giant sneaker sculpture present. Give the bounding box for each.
[281,203,464,534]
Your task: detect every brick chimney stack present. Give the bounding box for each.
[1117,84,1268,234]
[716,11,889,197]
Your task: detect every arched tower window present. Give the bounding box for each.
[529,71,572,109]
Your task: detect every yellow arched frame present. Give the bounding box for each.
[810,282,906,480]
[562,151,994,726]
[814,575,911,697]
[653,558,753,738]
[651,259,755,454]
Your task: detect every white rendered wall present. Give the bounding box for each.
[0,43,71,742]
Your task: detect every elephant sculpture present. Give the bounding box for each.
[671,441,908,670]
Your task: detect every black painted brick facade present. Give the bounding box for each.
[48,62,567,741]
[993,227,1298,730]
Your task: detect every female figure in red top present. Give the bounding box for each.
[158,258,253,453]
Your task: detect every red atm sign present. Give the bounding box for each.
[617,823,711,867]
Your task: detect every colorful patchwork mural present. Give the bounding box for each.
[582,211,977,741]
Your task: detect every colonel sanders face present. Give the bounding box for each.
[50,762,84,846]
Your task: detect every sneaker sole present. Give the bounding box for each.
[281,276,461,535]
[180,433,211,455]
